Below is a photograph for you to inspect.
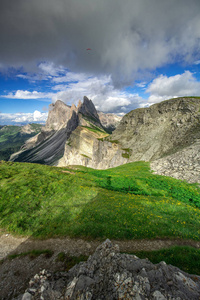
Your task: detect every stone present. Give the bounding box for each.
[22,292,32,300]
[19,240,200,300]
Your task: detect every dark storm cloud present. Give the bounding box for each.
[1,0,200,86]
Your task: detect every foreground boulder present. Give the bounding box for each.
[17,240,200,300]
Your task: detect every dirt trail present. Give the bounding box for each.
[1,232,200,260]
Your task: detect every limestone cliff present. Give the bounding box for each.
[151,140,200,183]
[57,126,128,169]
[45,100,72,131]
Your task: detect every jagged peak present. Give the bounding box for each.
[53,100,71,108]
[78,96,99,120]
[77,99,82,109]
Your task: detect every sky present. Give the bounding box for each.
[1,0,200,125]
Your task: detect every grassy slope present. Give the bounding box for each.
[0,161,199,241]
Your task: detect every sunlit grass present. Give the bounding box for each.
[0,161,199,240]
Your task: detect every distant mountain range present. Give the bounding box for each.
[10,96,200,184]
[0,123,43,161]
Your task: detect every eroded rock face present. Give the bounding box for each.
[151,139,200,184]
[57,126,128,169]
[110,97,200,161]
[17,240,200,300]
[45,100,73,131]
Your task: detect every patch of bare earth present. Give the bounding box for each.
[0,230,199,299]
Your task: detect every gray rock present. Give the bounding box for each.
[19,239,200,300]
[22,292,32,300]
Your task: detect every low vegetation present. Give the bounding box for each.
[0,161,199,241]
[134,246,200,276]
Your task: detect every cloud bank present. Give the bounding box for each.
[0,111,48,125]
[1,0,200,86]
[147,71,200,103]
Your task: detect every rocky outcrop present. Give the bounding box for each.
[110,97,200,161]
[17,240,200,300]
[78,96,101,127]
[151,139,200,184]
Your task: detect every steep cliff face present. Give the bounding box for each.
[10,97,108,165]
[57,126,128,168]
[10,109,79,165]
[45,100,72,131]
[110,97,200,161]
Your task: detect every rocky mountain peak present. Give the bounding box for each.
[45,100,72,131]
[78,96,100,122]
[77,99,82,110]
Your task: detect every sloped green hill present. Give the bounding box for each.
[0,161,199,240]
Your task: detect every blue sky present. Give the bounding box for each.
[1,0,200,125]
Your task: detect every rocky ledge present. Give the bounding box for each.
[16,240,200,300]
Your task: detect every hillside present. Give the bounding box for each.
[0,123,43,161]
[0,160,199,240]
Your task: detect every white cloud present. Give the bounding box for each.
[2,66,145,114]
[38,62,65,77]
[2,90,54,100]
[53,71,88,83]
[0,111,48,125]
[50,73,143,113]
[194,60,200,65]
[147,71,200,103]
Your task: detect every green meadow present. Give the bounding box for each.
[0,160,199,240]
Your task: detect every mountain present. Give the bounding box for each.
[108,97,200,183]
[110,97,200,160]
[10,97,108,165]
[0,123,43,161]
[58,97,200,180]
[10,96,200,183]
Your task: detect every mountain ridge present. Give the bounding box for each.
[10,96,200,183]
